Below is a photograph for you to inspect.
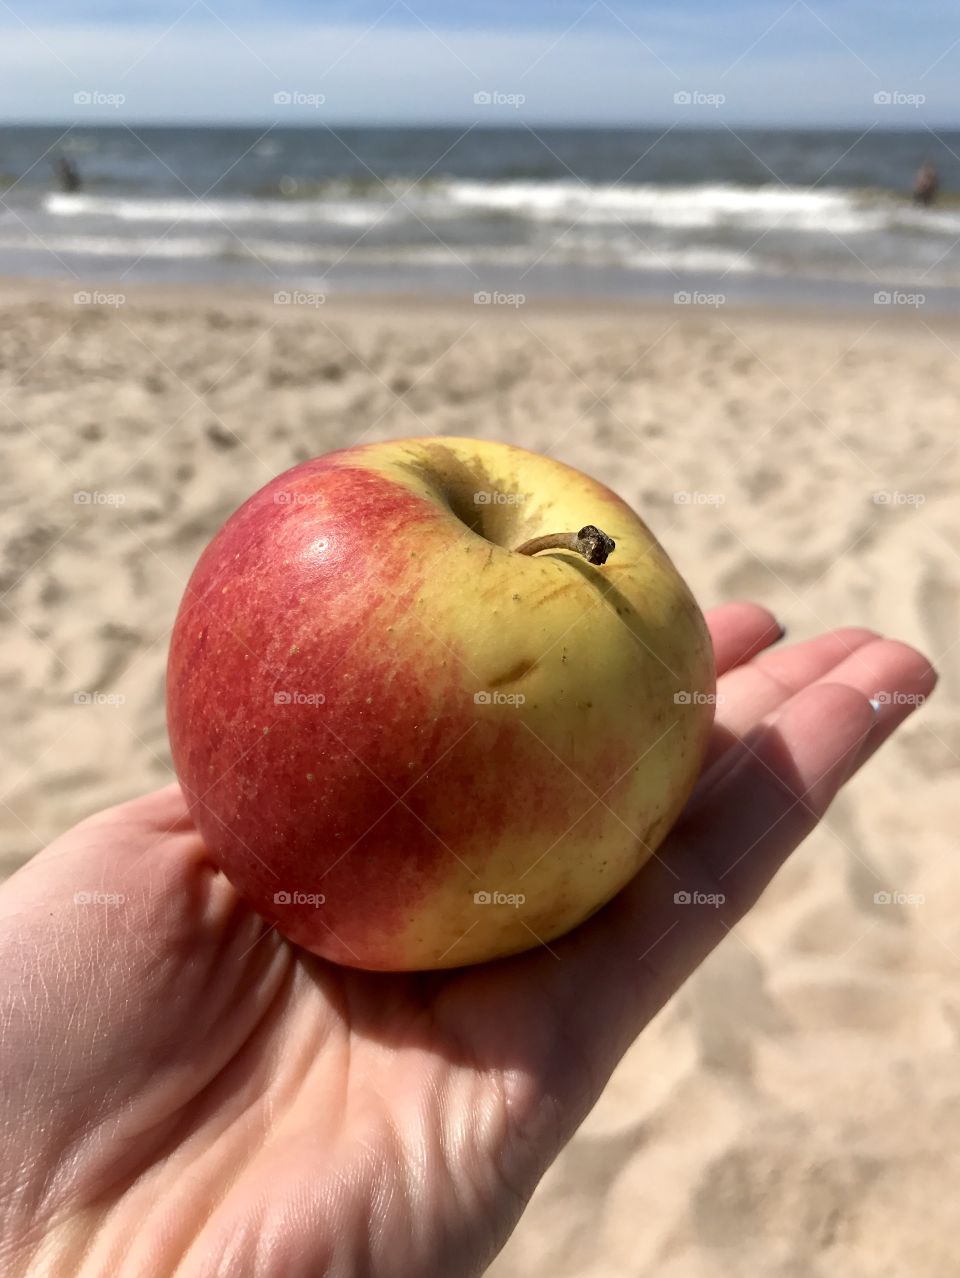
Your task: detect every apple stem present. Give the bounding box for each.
[514,525,616,566]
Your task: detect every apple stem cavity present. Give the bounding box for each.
[514,525,616,566]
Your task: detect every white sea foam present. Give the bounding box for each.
[0,232,218,258]
[442,180,890,234]
[44,193,394,228]
[0,233,937,284]
[42,182,960,240]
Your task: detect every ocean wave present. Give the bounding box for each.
[0,230,757,272]
[443,180,896,234]
[44,193,395,228]
[0,232,218,259]
[11,184,960,286]
[41,182,960,241]
[1,230,938,289]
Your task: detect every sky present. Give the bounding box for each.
[0,0,958,126]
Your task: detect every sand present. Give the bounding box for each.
[2,281,958,1276]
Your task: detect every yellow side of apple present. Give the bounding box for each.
[313,437,716,966]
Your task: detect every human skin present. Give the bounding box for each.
[0,603,937,1278]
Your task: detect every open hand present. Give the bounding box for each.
[0,603,936,1278]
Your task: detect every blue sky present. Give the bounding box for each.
[0,0,957,125]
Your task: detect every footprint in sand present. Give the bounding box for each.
[89,621,142,691]
[0,524,64,597]
[741,466,781,502]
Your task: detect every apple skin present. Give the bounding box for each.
[166,437,715,970]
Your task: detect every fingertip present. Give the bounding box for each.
[869,638,939,697]
[706,601,784,674]
[724,600,783,637]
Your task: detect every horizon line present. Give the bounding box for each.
[2,118,959,132]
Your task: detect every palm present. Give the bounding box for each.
[0,604,935,1278]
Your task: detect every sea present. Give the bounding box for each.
[2,124,960,307]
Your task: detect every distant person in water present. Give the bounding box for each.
[913,163,939,208]
[53,156,81,193]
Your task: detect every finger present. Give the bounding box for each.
[702,626,878,772]
[705,601,783,676]
[751,625,881,689]
[687,681,876,915]
[802,637,937,776]
[695,633,936,811]
[491,647,931,1155]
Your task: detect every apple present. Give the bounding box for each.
[166,437,715,970]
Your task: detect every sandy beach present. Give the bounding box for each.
[2,281,958,1275]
